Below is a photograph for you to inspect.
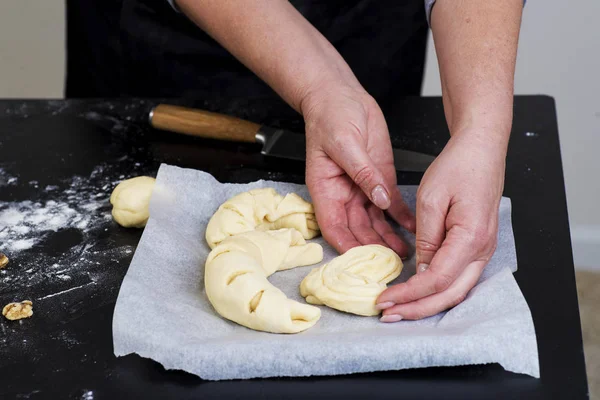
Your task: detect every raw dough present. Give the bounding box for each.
[300,244,402,316]
[205,228,323,333]
[205,188,320,249]
[2,300,33,321]
[110,176,156,228]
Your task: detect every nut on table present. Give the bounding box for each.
[2,300,33,321]
[0,252,8,269]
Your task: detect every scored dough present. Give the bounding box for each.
[205,228,323,333]
[205,188,320,249]
[110,176,156,228]
[300,244,403,316]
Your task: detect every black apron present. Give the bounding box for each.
[66,0,428,112]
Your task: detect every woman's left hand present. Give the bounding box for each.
[376,131,507,321]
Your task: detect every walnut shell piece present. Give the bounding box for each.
[2,300,33,321]
[0,253,8,269]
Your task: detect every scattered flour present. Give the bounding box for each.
[0,103,151,357]
[0,162,138,302]
[0,168,18,187]
[81,390,94,400]
[8,238,37,251]
[0,200,102,253]
[0,157,144,324]
[0,165,115,254]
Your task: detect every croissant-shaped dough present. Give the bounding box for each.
[205,188,320,249]
[205,229,323,333]
[300,245,402,316]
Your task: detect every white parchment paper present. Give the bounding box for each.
[112,164,539,380]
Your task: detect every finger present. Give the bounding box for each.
[377,226,479,305]
[346,201,387,247]
[414,189,448,271]
[380,260,484,321]
[326,137,393,210]
[314,196,362,254]
[367,204,410,258]
[385,186,416,234]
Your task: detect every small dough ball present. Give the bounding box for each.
[300,244,402,316]
[110,176,156,228]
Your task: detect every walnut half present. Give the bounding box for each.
[0,253,8,269]
[2,300,33,321]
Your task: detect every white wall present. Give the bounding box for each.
[1,1,598,268]
[0,1,65,98]
[423,0,600,270]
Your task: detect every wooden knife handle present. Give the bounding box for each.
[150,104,260,143]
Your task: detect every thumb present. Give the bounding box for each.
[415,191,448,273]
[327,138,393,210]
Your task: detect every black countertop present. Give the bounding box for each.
[0,97,588,399]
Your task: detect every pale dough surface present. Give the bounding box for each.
[205,188,319,249]
[300,244,403,316]
[205,229,323,333]
[110,176,156,228]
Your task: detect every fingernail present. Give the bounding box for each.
[375,301,395,310]
[371,185,391,209]
[417,263,429,273]
[380,314,404,323]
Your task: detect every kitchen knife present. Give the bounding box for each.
[149,104,435,172]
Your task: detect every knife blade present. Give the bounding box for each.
[149,104,435,172]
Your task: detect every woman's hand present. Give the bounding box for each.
[302,85,416,257]
[376,132,507,321]
[373,0,521,322]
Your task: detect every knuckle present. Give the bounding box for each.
[331,134,345,149]
[481,233,498,257]
[464,224,493,249]
[433,273,454,292]
[487,239,498,255]
[415,238,440,253]
[362,94,378,109]
[352,166,375,188]
[474,224,492,239]
[450,292,467,307]
[417,191,440,213]
[471,233,489,249]
[410,307,430,321]
[402,282,422,303]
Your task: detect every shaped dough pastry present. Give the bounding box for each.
[205,188,320,249]
[110,176,156,228]
[205,228,323,333]
[300,244,402,316]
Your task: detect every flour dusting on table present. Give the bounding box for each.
[0,165,115,254]
[0,163,142,298]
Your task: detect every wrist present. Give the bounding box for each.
[299,80,367,119]
[450,107,512,149]
[449,125,510,161]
